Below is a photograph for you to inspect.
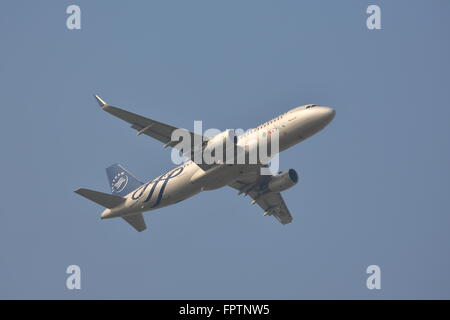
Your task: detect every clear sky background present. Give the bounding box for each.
[1,0,449,299]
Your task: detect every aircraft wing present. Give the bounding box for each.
[94,95,207,156]
[228,166,293,225]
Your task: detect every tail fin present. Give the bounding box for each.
[106,164,143,197]
[74,188,125,208]
[75,163,148,232]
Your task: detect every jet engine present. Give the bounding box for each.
[267,169,299,192]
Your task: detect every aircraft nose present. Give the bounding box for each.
[317,106,335,124]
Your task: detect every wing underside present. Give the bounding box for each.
[94,95,210,169]
[228,166,294,225]
[100,103,204,149]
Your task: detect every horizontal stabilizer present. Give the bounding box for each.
[123,213,147,232]
[74,188,125,209]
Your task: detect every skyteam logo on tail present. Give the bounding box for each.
[111,172,128,193]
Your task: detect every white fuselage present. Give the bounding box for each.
[101,105,335,219]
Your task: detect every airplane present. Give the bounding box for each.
[75,95,335,232]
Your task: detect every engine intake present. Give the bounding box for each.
[267,169,299,192]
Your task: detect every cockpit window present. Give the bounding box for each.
[287,104,318,113]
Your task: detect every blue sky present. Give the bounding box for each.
[1,0,450,299]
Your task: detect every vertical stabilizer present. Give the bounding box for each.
[106,164,143,197]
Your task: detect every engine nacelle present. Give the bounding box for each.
[267,169,299,192]
[202,129,237,164]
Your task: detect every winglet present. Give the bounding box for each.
[94,94,108,107]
